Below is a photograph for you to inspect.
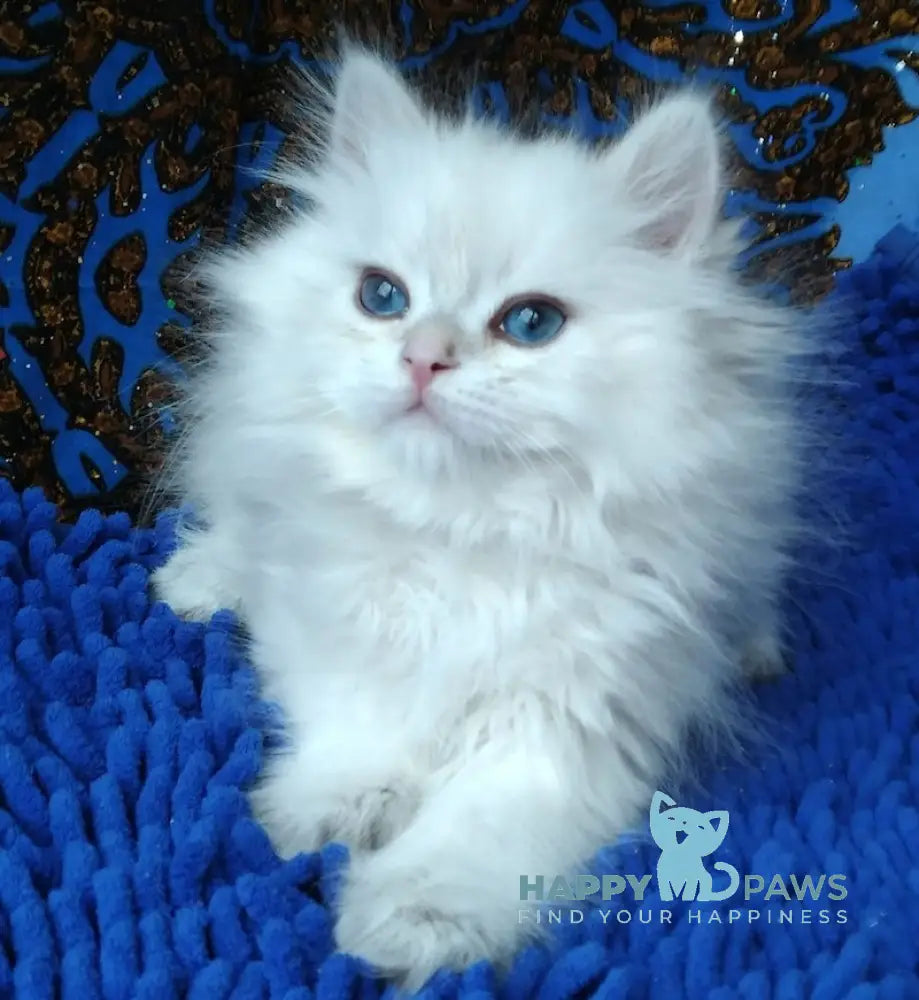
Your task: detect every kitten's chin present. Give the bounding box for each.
[395,398,493,452]
[397,404,442,427]
[379,407,460,473]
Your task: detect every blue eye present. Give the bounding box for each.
[498,299,567,346]
[358,271,409,318]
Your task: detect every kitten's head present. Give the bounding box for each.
[650,798,730,856]
[211,50,763,507]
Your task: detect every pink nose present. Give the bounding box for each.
[402,325,459,394]
[403,356,456,393]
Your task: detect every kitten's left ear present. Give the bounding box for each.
[607,93,723,256]
[328,49,427,169]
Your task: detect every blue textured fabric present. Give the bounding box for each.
[1,232,918,998]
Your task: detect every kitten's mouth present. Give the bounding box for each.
[384,398,443,430]
[675,830,688,845]
[404,398,438,422]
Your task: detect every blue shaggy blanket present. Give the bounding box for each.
[1,230,918,1000]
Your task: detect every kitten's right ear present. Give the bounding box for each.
[328,49,426,169]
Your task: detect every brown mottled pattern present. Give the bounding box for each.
[0,0,916,517]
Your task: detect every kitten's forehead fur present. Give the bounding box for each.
[276,50,727,300]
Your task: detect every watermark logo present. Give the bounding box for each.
[519,790,848,928]
[651,790,739,902]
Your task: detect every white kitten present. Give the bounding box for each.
[153,49,806,988]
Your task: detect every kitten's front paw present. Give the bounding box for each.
[151,544,238,622]
[334,855,517,990]
[251,757,419,857]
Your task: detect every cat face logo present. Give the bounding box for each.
[650,791,741,902]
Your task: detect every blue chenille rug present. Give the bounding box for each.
[0,225,918,1000]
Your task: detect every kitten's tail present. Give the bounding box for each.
[709,863,741,901]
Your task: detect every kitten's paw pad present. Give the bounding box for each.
[151,547,237,621]
[335,864,497,990]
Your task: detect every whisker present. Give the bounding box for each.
[503,423,590,501]
[442,394,591,502]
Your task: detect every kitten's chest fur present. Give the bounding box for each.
[255,491,618,691]
[320,527,597,654]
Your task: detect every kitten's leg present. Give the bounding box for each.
[245,615,425,855]
[151,523,244,621]
[333,735,645,989]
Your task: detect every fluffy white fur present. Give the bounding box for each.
[153,50,805,989]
